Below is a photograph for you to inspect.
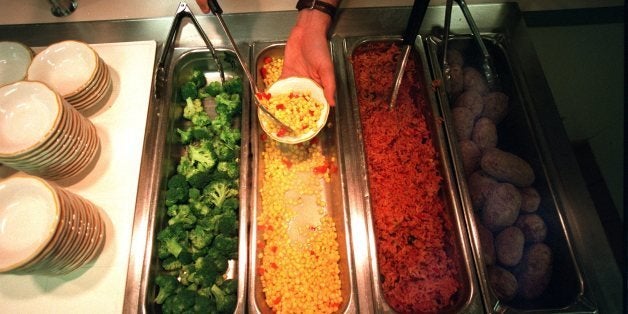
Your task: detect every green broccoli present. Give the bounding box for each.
[162,287,197,314]
[176,127,194,144]
[215,93,241,118]
[161,256,183,272]
[189,69,207,88]
[222,77,243,95]
[213,234,238,259]
[189,225,214,250]
[183,97,204,120]
[193,294,217,313]
[219,127,241,147]
[177,140,217,189]
[165,174,189,207]
[205,181,239,209]
[203,81,223,98]
[211,283,237,313]
[212,140,239,161]
[210,114,231,133]
[215,161,239,180]
[167,204,197,228]
[220,278,238,296]
[192,256,220,287]
[179,82,198,101]
[214,210,238,237]
[156,223,188,258]
[191,111,211,127]
[154,274,180,305]
[220,197,239,213]
[206,247,229,273]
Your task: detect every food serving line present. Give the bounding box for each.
[0,3,621,313]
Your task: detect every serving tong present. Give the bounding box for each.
[441,0,499,94]
[157,2,293,132]
[389,0,430,110]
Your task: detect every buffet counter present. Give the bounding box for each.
[0,3,622,314]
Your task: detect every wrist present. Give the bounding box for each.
[294,0,340,32]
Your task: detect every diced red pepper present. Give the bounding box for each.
[276,127,288,137]
[256,92,271,101]
[281,158,292,168]
[310,137,319,145]
[329,162,338,174]
[263,56,272,64]
[257,240,265,249]
[270,262,278,269]
[260,67,268,79]
[258,266,265,276]
[313,160,329,174]
[272,296,281,305]
[260,133,268,141]
[270,245,278,253]
[309,110,315,116]
[276,103,286,110]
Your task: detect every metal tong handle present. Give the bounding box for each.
[208,0,294,132]
[156,2,224,99]
[389,0,430,110]
[454,0,499,90]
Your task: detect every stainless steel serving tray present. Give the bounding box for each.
[247,42,358,313]
[425,34,597,313]
[133,47,251,313]
[336,35,484,314]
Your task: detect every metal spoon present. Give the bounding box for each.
[389,0,431,110]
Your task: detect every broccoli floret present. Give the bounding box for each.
[206,247,229,273]
[212,140,239,161]
[205,181,239,209]
[183,97,204,120]
[176,127,193,144]
[180,82,198,101]
[213,234,238,259]
[177,140,217,189]
[189,225,214,250]
[154,274,180,305]
[210,114,231,133]
[211,283,237,314]
[219,127,241,147]
[220,197,239,213]
[215,210,238,237]
[165,174,189,207]
[189,69,207,88]
[215,161,239,180]
[167,204,197,228]
[162,288,197,314]
[193,294,217,313]
[203,81,223,98]
[220,278,238,295]
[191,111,211,127]
[215,93,241,118]
[223,77,243,95]
[192,256,220,287]
[161,256,183,271]
[157,223,188,258]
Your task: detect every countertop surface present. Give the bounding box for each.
[1,0,624,25]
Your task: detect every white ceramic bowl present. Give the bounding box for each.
[27,40,98,97]
[0,41,33,87]
[258,77,330,144]
[0,176,60,272]
[0,81,61,157]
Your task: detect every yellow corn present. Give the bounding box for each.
[258,57,342,314]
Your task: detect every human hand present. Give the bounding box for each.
[195,0,211,14]
[281,8,336,106]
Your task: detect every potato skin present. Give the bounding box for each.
[481,148,535,187]
[488,265,518,301]
[452,106,475,141]
[515,214,547,243]
[476,220,496,266]
[459,140,482,176]
[482,91,509,124]
[463,66,489,95]
[481,182,521,231]
[519,186,541,213]
[447,64,464,99]
[495,226,525,267]
[515,243,553,300]
[455,90,484,118]
[471,117,498,152]
[468,170,498,209]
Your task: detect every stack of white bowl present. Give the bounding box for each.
[0,81,100,180]
[27,40,112,113]
[0,41,33,87]
[0,175,106,275]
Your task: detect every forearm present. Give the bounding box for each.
[294,0,340,35]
